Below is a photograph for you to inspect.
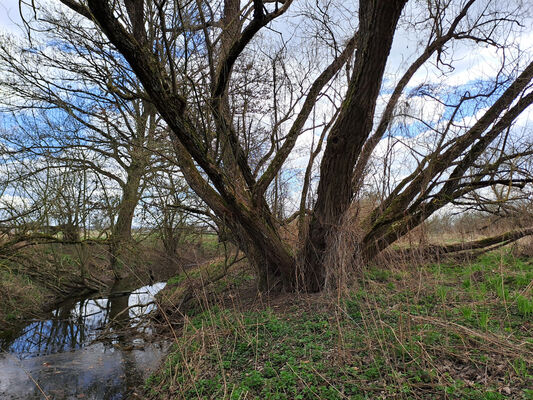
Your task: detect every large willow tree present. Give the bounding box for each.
[41,0,533,291]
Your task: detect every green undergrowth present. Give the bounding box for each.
[178,233,222,256]
[146,250,533,399]
[166,260,228,286]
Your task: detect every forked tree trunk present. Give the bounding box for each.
[301,0,407,292]
[77,0,405,292]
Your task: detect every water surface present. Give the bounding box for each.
[0,282,168,399]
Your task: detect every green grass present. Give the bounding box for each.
[147,307,358,399]
[146,250,533,400]
[167,260,227,286]
[516,295,533,317]
[178,233,222,255]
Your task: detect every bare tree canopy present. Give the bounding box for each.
[3,0,533,292]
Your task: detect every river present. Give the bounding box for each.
[0,282,169,399]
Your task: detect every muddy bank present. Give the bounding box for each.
[0,238,215,329]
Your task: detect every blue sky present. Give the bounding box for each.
[1,0,532,216]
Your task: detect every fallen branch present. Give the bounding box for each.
[387,226,533,262]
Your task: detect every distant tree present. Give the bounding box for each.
[0,14,173,275]
[141,168,211,258]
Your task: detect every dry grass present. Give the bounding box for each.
[144,247,533,399]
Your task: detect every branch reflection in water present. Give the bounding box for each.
[0,282,168,400]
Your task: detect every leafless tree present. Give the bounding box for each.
[11,0,533,292]
[0,11,177,275]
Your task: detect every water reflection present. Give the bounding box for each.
[0,341,168,400]
[0,282,166,358]
[0,281,168,399]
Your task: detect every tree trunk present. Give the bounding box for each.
[302,0,407,292]
[110,165,143,278]
[172,138,295,291]
[77,0,407,293]
[232,215,295,291]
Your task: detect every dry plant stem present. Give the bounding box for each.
[410,315,533,359]
[286,363,322,399]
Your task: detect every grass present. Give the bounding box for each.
[146,249,532,399]
[0,262,48,324]
[166,260,228,286]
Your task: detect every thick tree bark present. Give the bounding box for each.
[302,0,407,292]
[172,139,295,291]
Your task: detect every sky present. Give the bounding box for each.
[1,0,532,218]
[0,0,22,34]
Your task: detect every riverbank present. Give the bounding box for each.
[0,233,223,399]
[2,240,531,399]
[0,243,110,329]
[0,234,216,329]
[145,250,533,399]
